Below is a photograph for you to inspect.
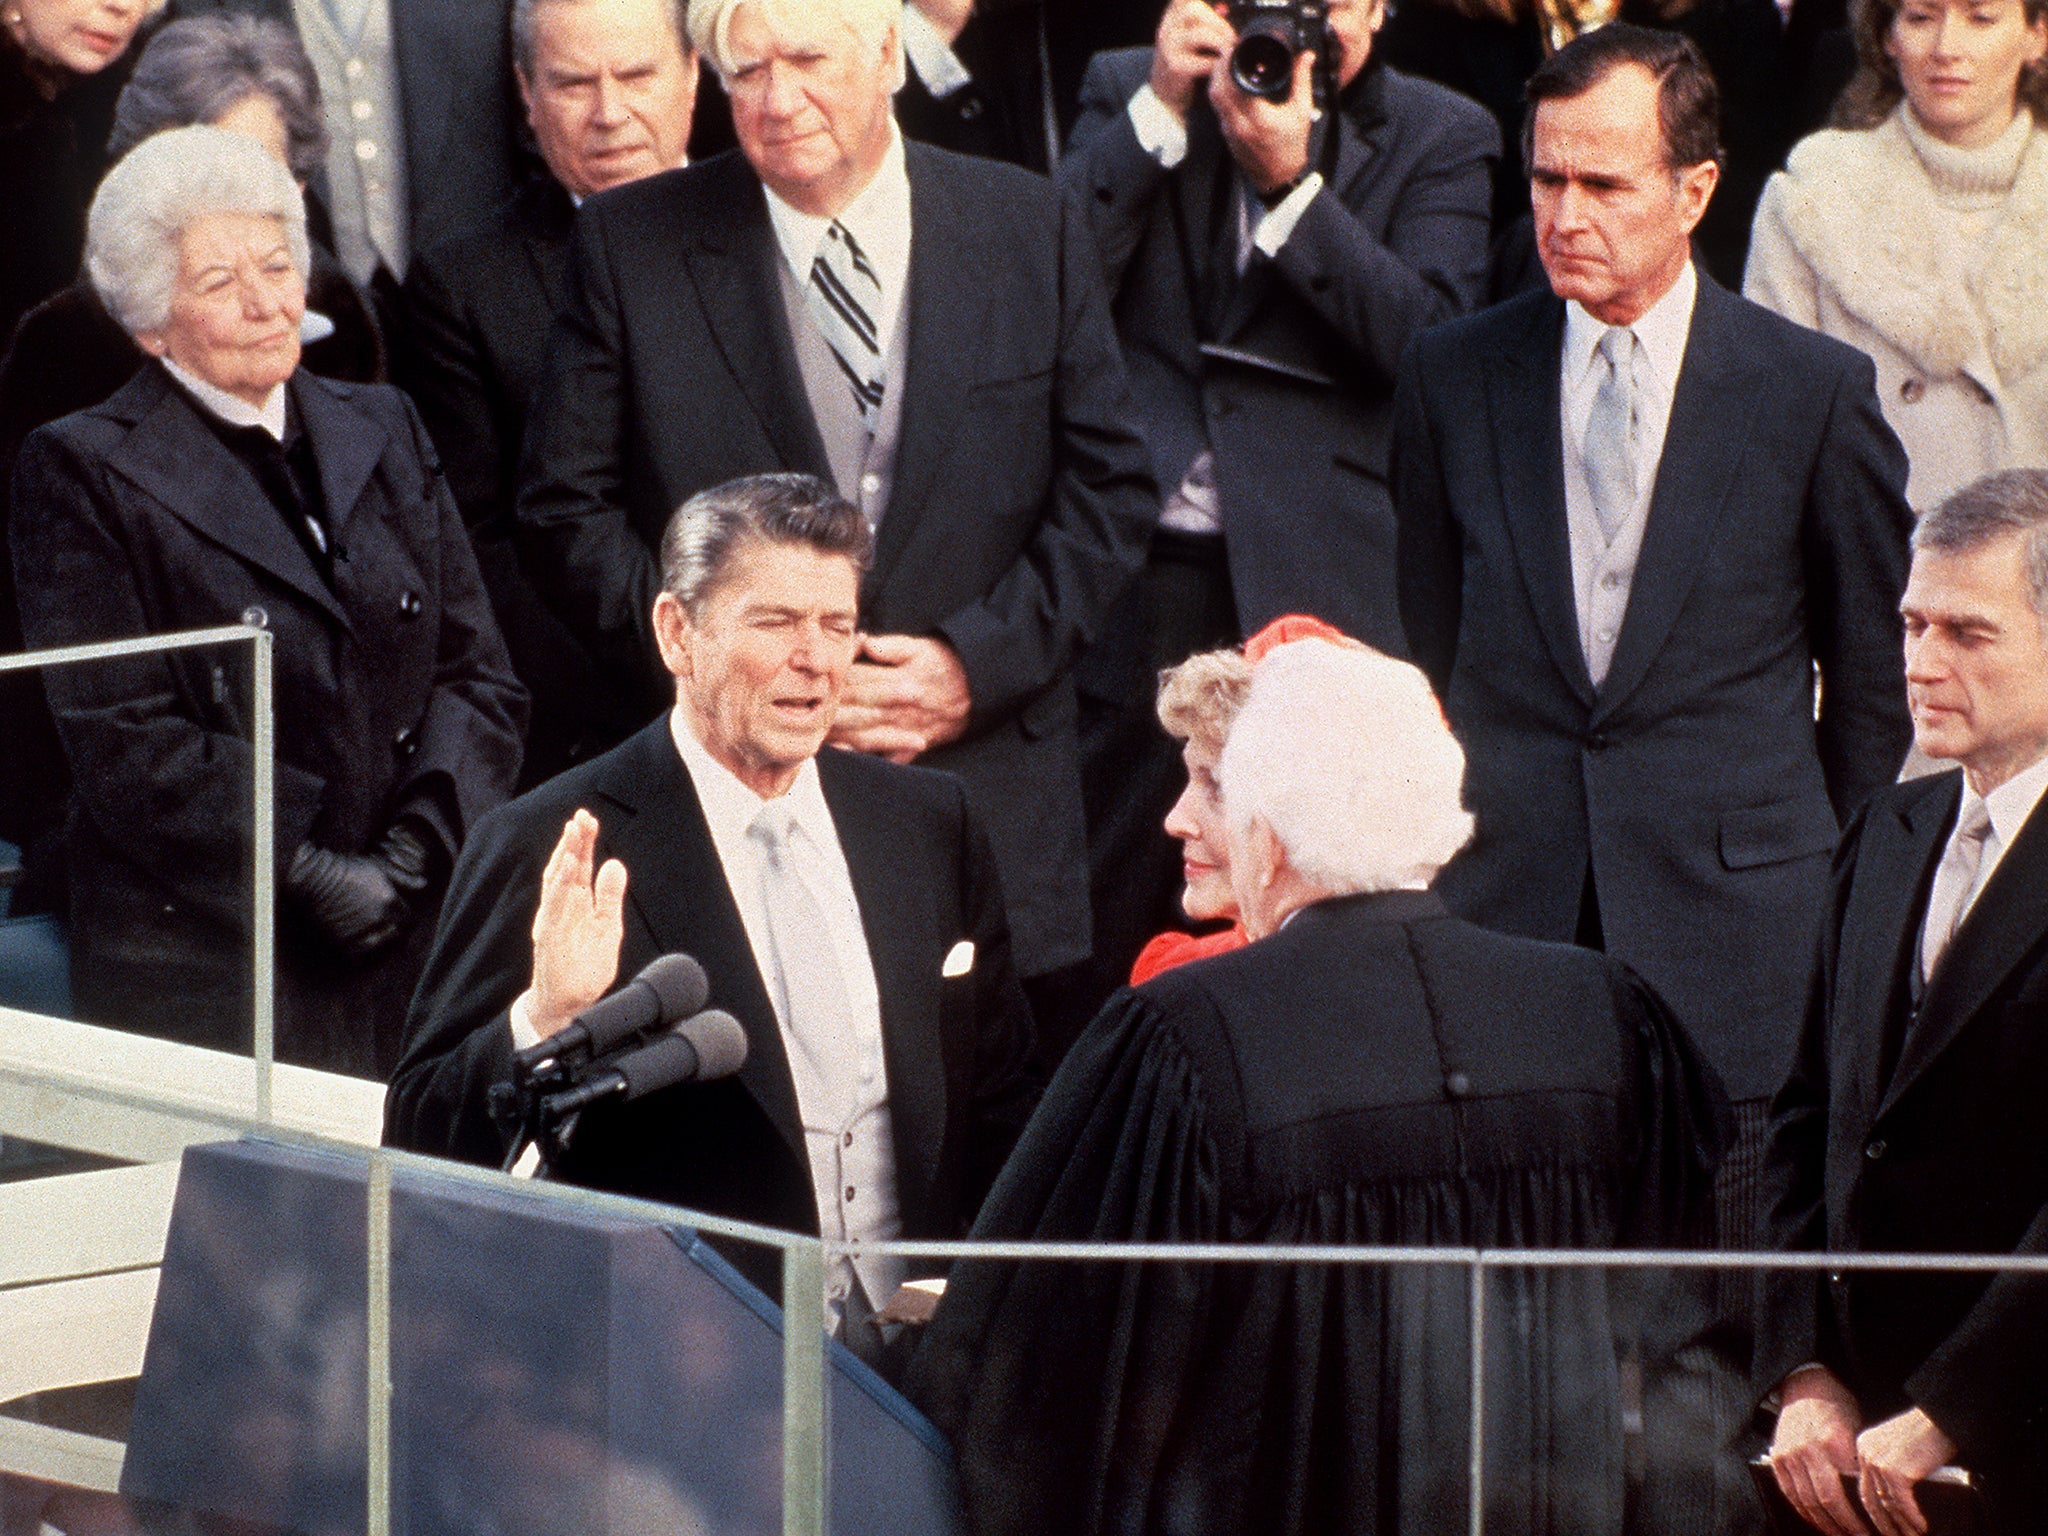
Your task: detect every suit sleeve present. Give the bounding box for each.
[1800,349,1913,822]
[932,188,1160,728]
[1266,101,1499,389]
[395,246,511,535]
[1391,334,1464,697]
[511,205,666,688]
[1058,52,1177,295]
[1907,1205,2048,1464]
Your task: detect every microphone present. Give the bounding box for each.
[539,1009,749,1118]
[512,953,710,1077]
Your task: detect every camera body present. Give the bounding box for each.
[1225,0,1335,104]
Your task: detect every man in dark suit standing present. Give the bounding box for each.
[387,474,1039,1358]
[1392,24,1913,1533]
[397,0,698,786]
[1054,0,1497,1002]
[1758,471,2048,1536]
[513,0,1157,993]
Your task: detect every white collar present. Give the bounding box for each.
[162,358,289,441]
[1562,258,1697,397]
[1969,748,2048,851]
[761,124,911,283]
[667,703,833,847]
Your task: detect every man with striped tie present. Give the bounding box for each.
[513,0,1157,1013]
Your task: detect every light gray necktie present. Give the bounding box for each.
[1584,326,1641,545]
[749,802,854,1119]
[805,220,887,425]
[1920,797,1994,982]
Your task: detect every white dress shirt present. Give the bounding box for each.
[1560,260,1696,684]
[763,126,915,373]
[162,359,288,440]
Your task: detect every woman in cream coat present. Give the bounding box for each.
[1745,0,2048,512]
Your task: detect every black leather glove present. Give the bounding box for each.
[371,818,436,919]
[285,843,406,958]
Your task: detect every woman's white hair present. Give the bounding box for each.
[685,0,903,91]
[85,124,309,339]
[1218,639,1475,895]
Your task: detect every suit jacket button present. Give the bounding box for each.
[398,590,423,619]
[393,726,418,760]
[1444,1071,1472,1099]
[1864,1139,1886,1161]
[1900,378,1926,404]
[1586,732,1609,752]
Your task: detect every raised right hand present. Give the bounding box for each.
[1771,1367,1871,1536]
[1149,0,1236,120]
[528,809,627,1039]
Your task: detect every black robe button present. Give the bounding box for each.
[1444,1071,1472,1099]
[398,590,423,619]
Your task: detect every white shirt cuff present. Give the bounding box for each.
[899,5,974,99]
[1252,171,1325,258]
[507,989,543,1051]
[1127,83,1189,169]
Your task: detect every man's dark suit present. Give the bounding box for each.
[1394,276,1913,1101]
[1064,52,1498,656]
[512,145,1158,977]
[384,717,1042,1293]
[397,177,638,787]
[1756,770,2048,1521]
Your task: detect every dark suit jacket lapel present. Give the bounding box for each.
[1487,298,1596,706]
[592,721,808,1166]
[673,162,831,479]
[1844,777,1957,1117]
[868,147,1001,598]
[1887,777,2048,1112]
[1594,276,1767,722]
[820,751,945,1225]
[292,373,387,559]
[522,178,575,312]
[105,366,347,627]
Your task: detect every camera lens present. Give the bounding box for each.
[1230,28,1299,102]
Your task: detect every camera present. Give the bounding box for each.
[1226,0,1334,104]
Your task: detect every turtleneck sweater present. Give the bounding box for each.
[1899,103,2033,215]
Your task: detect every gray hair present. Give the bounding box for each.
[109,15,328,185]
[513,0,692,80]
[685,0,903,91]
[659,473,872,615]
[86,125,310,338]
[1915,469,2048,632]
[1219,640,1475,896]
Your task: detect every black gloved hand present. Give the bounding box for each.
[286,843,406,958]
[370,818,436,918]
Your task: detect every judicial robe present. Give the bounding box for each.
[906,890,1725,1536]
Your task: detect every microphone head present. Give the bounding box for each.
[612,1032,707,1101]
[636,953,711,1024]
[676,1008,748,1081]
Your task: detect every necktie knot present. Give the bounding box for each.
[1597,325,1635,371]
[750,800,800,857]
[1957,797,1993,848]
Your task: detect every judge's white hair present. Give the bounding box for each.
[1219,640,1475,895]
[86,124,309,339]
[686,0,903,91]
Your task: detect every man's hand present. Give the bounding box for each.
[1149,0,1235,120]
[528,809,627,1039]
[908,0,974,46]
[1771,1367,1869,1536]
[828,634,972,764]
[1857,1409,1957,1536]
[1211,45,1318,197]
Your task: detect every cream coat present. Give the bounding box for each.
[1745,113,2048,511]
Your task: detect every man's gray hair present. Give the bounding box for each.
[513,0,692,80]
[685,0,903,91]
[86,125,310,339]
[659,473,873,614]
[1914,470,2048,631]
[109,15,329,185]
[1219,640,1475,896]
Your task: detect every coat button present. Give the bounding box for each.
[1865,1139,1887,1161]
[241,606,269,630]
[398,590,423,619]
[393,725,418,760]
[1445,1071,1472,1099]
[1586,732,1610,752]
[1900,378,1926,404]
[958,95,983,121]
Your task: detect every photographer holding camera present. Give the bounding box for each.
[1054,0,1500,1013]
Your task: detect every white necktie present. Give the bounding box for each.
[749,803,856,1123]
[1584,326,1641,545]
[805,220,887,426]
[1921,797,1994,983]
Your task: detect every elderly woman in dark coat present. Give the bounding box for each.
[11,125,526,1077]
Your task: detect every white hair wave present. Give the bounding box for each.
[85,124,309,339]
[685,0,903,91]
[1218,639,1475,896]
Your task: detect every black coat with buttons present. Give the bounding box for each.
[10,362,527,1076]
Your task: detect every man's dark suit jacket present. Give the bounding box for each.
[384,718,1042,1293]
[512,145,1159,975]
[1756,769,2048,1518]
[1063,51,1498,660]
[397,176,638,787]
[11,363,526,1075]
[1393,275,1914,1099]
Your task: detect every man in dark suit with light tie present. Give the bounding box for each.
[513,0,1157,996]
[1391,24,1913,1534]
[1758,470,2048,1536]
[386,474,1040,1359]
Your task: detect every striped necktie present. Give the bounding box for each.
[805,220,887,425]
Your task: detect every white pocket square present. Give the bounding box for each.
[942,940,975,978]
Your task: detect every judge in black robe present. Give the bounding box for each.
[907,637,1726,1536]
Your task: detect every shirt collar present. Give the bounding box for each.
[1562,258,1697,397]
[667,703,833,846]
[1974,748,2048,851]
[761,123,910,284]
[161,358,289,441]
